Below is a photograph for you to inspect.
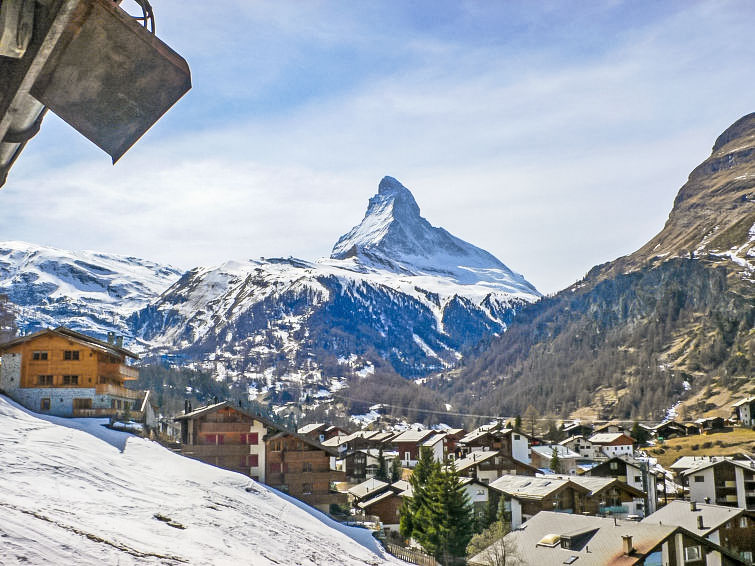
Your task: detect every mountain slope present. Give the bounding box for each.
[0,394,399,565]
[0,241,181,339]
[444,113,755,421]
[129,178,539,389]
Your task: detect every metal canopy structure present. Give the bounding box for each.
[0,0,191,188]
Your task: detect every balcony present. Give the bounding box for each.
[73,408,143,419]
[95,383,144,400]
[100,363,139,381]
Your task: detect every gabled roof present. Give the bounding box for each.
[297,423,326,435]
[391,429,435,444]
[489,475,583,500]
[530,445,580,460]
[347,478,389,500]
[559,434,592,445]
[0,326,139,359]
[357,489,397,510]
[173,401,338,456]
[453,450,499,472]
[588,432,634,445]
[421,432,446,447]
[642,500,750,537]
[542,474,646,498]
[469,511,739,566]
[732,396,755,407]
[681,457,755,477]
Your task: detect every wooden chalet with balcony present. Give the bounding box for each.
[175,401,346,512]
[0,327,144,418]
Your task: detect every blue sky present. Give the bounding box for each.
[1,1,754,293]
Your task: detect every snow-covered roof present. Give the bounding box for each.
[531,445,580,460]
[348,478,389,500]
[588,432,633,445]
[642,500,749,536]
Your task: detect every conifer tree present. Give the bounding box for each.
[550,446,562,474]
[375,447,389,481]
[390,456,402,482]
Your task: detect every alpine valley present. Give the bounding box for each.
[0,176,539,411]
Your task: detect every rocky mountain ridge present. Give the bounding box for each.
[442,113,755,421]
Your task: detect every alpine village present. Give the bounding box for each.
[1,3,755,564]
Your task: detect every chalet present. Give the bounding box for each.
[732,397,755,427]
[0,327,143,418]
[582,455,659,513]
[489,474,591,528]
[682,458,755,510]
[588,431,634,458]
[469,511,748,566]
[561,421,594,438]
[593,421,629,435]
[546,474,648,518]
[560,434,601,459]
[353,479,411,532]
[341,448,399,482]
[297,423,348,442]
[348,477,390,505]
[392,429,438,467]
[459,422,532,465]
[175,401,346,512]
[651,420,689,440]
[459,477,492,523]
[695,417,729,434]
[530,444,581,475]
[452,449,538,484]
[643,500,754,564]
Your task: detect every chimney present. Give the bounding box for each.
[690,501,697,511]
[184,400,189,414]
[107,331,115,344]
[697,516,704,530]
[622,535,633,555]
[115,335,123,348]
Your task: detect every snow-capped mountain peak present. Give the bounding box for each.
[331,176,540,296]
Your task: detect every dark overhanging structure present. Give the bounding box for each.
[0,0,191,187]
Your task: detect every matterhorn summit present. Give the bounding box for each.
[331,176,539,296]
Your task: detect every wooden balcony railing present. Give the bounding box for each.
[99,363,139,381]
[72,408,144,419]
[95,383,144,400]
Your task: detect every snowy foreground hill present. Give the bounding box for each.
[0,395,402,565]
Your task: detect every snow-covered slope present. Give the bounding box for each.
[0,241,181,339]
[0,394,400,565]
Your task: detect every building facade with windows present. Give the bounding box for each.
[0,327,142,417]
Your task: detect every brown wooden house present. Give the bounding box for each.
[0,327,143,418]
[175,401,346,512]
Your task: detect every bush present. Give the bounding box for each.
[691,444,699,451]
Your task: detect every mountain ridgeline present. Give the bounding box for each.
[442,113,755,420]
[1,177,539,408]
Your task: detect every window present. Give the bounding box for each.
[404,451,411,461]
[64,350,80,360]
[513,434,520,440]
[40,398,50,411]
[634,476,642,483]
[269,463,281,473]
[242,454,259,467]
[73,398,92,410]
[694,476,705,483]
[739,516,748,528]
[241,432,259,445]
[32,351,48,361]
[684,545,701,562]
[610,461,619,470]
[37,375,53,386]
[302,462,312,473]
[302,483,312,494]
[62,375,79,385]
